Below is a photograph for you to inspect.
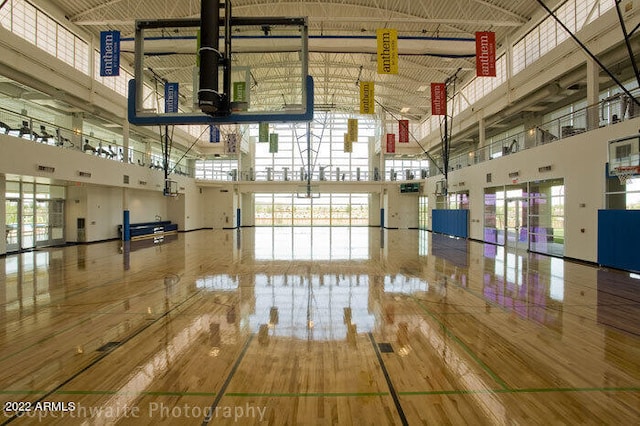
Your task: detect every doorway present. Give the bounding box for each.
[5,181,66,252]
[505,197,529,250]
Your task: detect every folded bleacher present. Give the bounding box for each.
[118,220,179,240]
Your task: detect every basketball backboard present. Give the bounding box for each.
[126,16,313,126]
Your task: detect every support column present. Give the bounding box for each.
[71,113,84,149]
[122,188,130,241]
[145,140,152,167]
[586,56,600,130]
[122,118,130,163]
[478,113,486,147]
[0,174,6,255]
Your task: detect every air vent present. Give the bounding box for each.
[37,165,55,173]
[139,180,147,185]
[538,165,552,172]
[123,175,130,184]
[508,171,520,178]
[78,171,92,178]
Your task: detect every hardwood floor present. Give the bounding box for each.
[1,228,639,424]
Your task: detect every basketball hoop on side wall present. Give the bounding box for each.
[612,165,640,184]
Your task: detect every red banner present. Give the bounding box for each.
[475,31,496,77]
[431,83,446,116]
[386,133,396,153]
[398,120,409,143]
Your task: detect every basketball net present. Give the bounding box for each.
[612,166,640,185]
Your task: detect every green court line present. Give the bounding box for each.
[3,388,637,398]
[410,296,510,390]
[0,390,217,397]
[399,387,640,396]
[225,392,389,398]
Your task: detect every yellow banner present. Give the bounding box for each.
[344,133,352,153]
[377,28,398,74]
[360,81,375,114]
[348,119,358,142]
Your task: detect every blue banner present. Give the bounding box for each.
[164,83,179,113]
[100,31,120,77]
[210,125,220,143]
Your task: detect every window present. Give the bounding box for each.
[36,10,56,56]
[254,193,369,227]
[75,39,89,74]
[0,1,11,30]
[12,0,36,44]
[57,26,75,67]
[512,39,526,75]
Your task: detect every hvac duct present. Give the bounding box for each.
[198,0,226,115]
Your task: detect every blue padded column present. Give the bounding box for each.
[123,210,131,241]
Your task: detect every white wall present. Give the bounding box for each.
[202,188,238,229]
[425,117,640,262]
[0,174,5,255]
[384,187,419,229]
[0,135,207,244]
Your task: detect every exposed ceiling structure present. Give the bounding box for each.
[47,0,556,121]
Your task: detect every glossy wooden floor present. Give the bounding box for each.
[1,228,639,425]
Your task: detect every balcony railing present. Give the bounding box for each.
[433,90,639,176]
[0,106,194,178]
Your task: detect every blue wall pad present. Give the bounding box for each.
[431,233,469,268]
[598,209,640,273]
[432,209,469,239]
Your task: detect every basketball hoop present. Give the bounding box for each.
[611,165,640,184]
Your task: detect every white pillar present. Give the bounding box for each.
[122,118,130,163]
[586,56,600,130]
[0,174,6,255]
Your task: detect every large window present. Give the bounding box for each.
[3,0,90,75]
[385,158,430,181]
[512,0,615,78]
[195,159,239,180]
[484,180,565,256]
[255,193,369,226]
[253,113,373,182]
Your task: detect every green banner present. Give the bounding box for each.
[269,133,278,153]
[233,82,246,102]
[259,122,269,142]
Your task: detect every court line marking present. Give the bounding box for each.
[201,333,255,426]
[225,392,389,397]
[0,290,202,426]
[411,296,510,390]
[368,332,409,426]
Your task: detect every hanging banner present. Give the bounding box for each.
[475,31,496,77]
[209,125,220,143]
[398,120,409,143]
[226,134,238,154]
[386,133,396,153]
[360,81,375,114]
[269,133,278,153]
[348,118,358,142]
[377,28,398,74]
[259,122,269,142]
[164,82,179,113]
[431,83,447,116]
[100,31,120,77]
[344,133,352,153]
[233,82,246,102]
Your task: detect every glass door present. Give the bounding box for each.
[21,198,35,250]
[6,199,20,252]
[505,198,529,250]
[34,199,65,247]
[35,200,50,245]
[50,199,65,244]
